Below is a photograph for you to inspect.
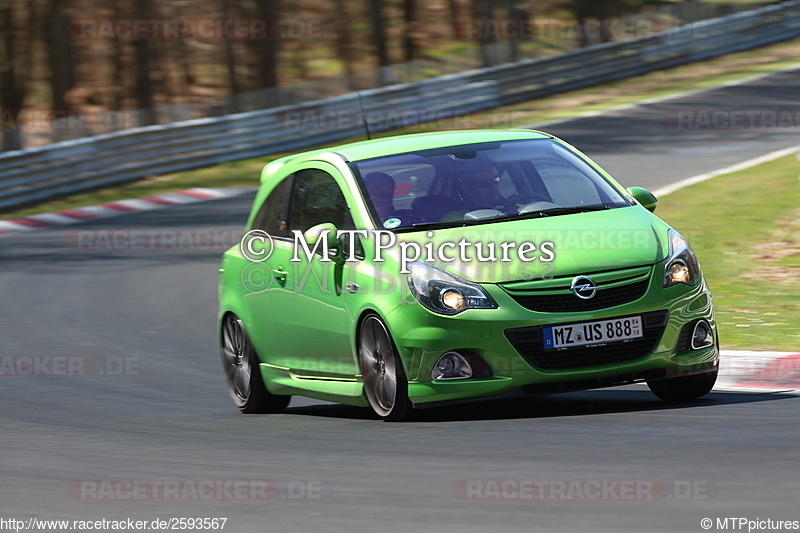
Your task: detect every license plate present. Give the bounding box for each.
[543,316,643,349]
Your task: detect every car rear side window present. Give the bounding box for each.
[252,175,293,238]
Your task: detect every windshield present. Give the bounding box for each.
[351,138,632,230]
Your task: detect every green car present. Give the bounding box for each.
[218,130,718,420]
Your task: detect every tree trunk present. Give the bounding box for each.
[447,0,464,39]
[110,0,125,112]
[0,2,25,151]
[333,0,356,89]
[254,0,281,106]
[166,0,195,92]
[403,0,418,62]
[221,0,240,112]
[369,0,390,85]
[44,0,75,114]
[507,0,527,63]
[598,0,611,43]
[132,0,156,125]
[472,0,496,68]
[572,0,591,48]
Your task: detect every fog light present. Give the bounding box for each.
[691,320,714,350]
[437,357,456,375]
[431,352,473,380]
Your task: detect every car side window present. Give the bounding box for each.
[288,169,350,232]
[288,169,363,259]
[251,174,293,238]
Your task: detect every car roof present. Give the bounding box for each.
[334,129,552,161]
[259,130,556,184]
[274,129,553,167]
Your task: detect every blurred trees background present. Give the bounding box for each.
[0,0,766,150]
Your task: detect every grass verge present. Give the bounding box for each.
[3,36,800,220]
[656,152,800,350]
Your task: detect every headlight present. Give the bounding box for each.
[663,229,701,287]
[407,262,498,315]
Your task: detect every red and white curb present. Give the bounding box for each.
[1,187,796,394]
[716,350,800,393]
[0,187,255,235]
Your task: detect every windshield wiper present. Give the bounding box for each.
[476,204,617,223]
[394,219,484,233]
[393,204,621,232]
[521,204,615,218]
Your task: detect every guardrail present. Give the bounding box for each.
[2,0,799,211]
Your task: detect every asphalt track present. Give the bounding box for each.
[2,67,800,532]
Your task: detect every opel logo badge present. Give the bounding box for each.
[571,276,597,300]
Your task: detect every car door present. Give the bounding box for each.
[267,164,361,378]
[238,173,294,369]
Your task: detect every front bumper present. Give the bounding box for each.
[384,272,717,407]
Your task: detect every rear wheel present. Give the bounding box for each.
[647,369,718,402]
[358,314,411,421]
[220,314,290,413]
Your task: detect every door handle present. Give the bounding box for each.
[273,266,288,284]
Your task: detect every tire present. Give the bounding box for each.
[647,369,718,402]
[358,314,412,421]
[220,314,290,414]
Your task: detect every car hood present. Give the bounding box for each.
[391,206,670,283]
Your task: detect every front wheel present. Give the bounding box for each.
[358,314,411,421]
[647,369,718,402]
[220,314,290,414]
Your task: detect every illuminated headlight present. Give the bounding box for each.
[408,262,498,315]
[663,229,701,287]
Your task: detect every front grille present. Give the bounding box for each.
[505,310,668,370]
[508,280,649,313]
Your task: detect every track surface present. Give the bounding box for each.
[2,68,800,532]
[539,66,800,191]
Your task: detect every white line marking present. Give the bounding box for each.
[112,199,163,210]
[75,205,130,217]
[527,62,800,130]
[0,221,37,232]
[25,213,80,225]
[156,192,200,204]
[652,144,800,197]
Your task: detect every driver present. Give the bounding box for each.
[440,158,505,222]
[364,171,397,221]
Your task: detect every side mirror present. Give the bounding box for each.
[302,222,341,258]
[627,187,658,212]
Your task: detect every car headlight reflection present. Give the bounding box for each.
[663,229,701,287]
[408,262,497,315]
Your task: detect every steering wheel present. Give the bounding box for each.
[503,192,552,212]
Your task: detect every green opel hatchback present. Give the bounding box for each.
[218,130,718,420]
